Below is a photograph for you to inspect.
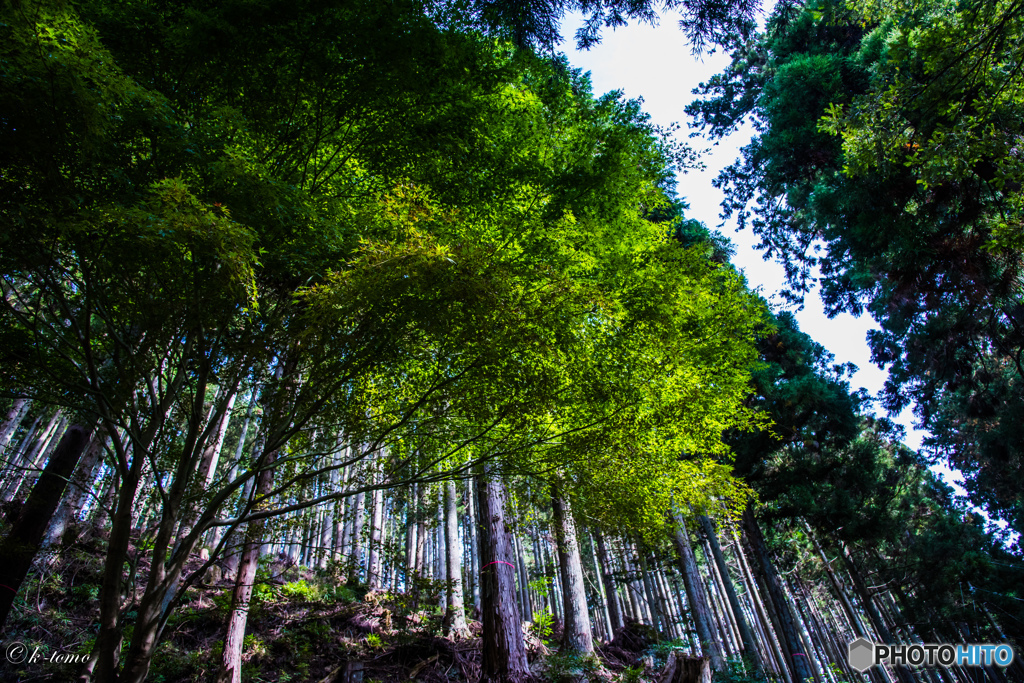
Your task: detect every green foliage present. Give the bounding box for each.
[365,633,383,650]
[544,651,603,683]
[281,580,320,601]
[0,0,772,675]
[619,665,645,683]
[643,638,689,669]
[330,585,358,604]
[69,584,101,606]
[529,608,555,644]
[717,657,773,683]
[692,0,1024,555]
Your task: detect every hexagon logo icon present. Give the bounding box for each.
[848,638,875,672]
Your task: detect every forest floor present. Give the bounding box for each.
[0,525,687,683]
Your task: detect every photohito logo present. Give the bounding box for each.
[848,638,1015,672]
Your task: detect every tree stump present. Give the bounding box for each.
[657,652,711,683]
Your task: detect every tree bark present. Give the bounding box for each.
[215,446,280,683]
[443,479,471,638]
[477,468,528,683]
[699,515,761,670]
[349,490,366,583]
[367,486,384,589]
[839,543,915,683]
[0,424,91,626]
[3,409,62,502]
[595,532,623,633]
[637,550,663,635]
[552,486,594,655]
[466,478,481,613]
[588,532,613,639]
[0,397,30,452]
[671,512,725,671]
[742,504,811,682]
[43,426,109,548]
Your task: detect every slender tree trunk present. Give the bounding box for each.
[732,527,791,683]
[333,465,349,563]
[637,550,663,635]
[466,478,480,613]
[588,532,613,639]
[784,577,824,683]
[701,546,735,658]
[206,398,258,563]
[349,490,365,583]
[0,424,91,626]
[595,532,623,633]
[552,486,594,655]
[741,505,811,682]
[43,426,109,548]
[215,446,280,683]
[91,453,147,682]
[443,479,471,638]
[671,511,726,671]
[699,515,761,669]
[406,481,418,583]
[367,486,384,589]
[514,530,532,622]
[476,468,528,683]
[838,544,915,683]
[0,397,30,451]
[3,410,62,502]
[1,413,40,494]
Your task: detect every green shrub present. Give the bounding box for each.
[545,651,602,683]
[717,657,776,683]
[619,665,644,683]
[529,608,555,644]
[281,579,320,601]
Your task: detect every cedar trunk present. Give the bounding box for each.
[552,487,594,654]
[476,468,529,683]
[443,479,471,638]
[671,512,726,672]
[741,504,812,682]
[698,515,762,671]
[0,424,91,626]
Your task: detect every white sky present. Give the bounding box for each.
[557,11,974,490]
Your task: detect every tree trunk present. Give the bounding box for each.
[671,512,725,672]
[349,490,366,583]
[552,486,594,655]
[91,450,148,682]
[477,468,528,683]
[595,532,623,632]
[733,530,790,682]
[0,397,30,451]
[206,396,258,562]
[0,424,91,626]
[406,481,418,584]
[637,550,663,635]
[741,505,811,682]
[466,478,481,613]
[3,409,62,502]
[43,426,109,548]
[215,446,280,683]
[1,413,40,495]
[367,486,384,589]
[443,479,471,638]
[839,543,915,683]
[588,532,613,639]
[699,515,761,670]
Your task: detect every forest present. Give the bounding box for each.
[0,0,1022,681]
